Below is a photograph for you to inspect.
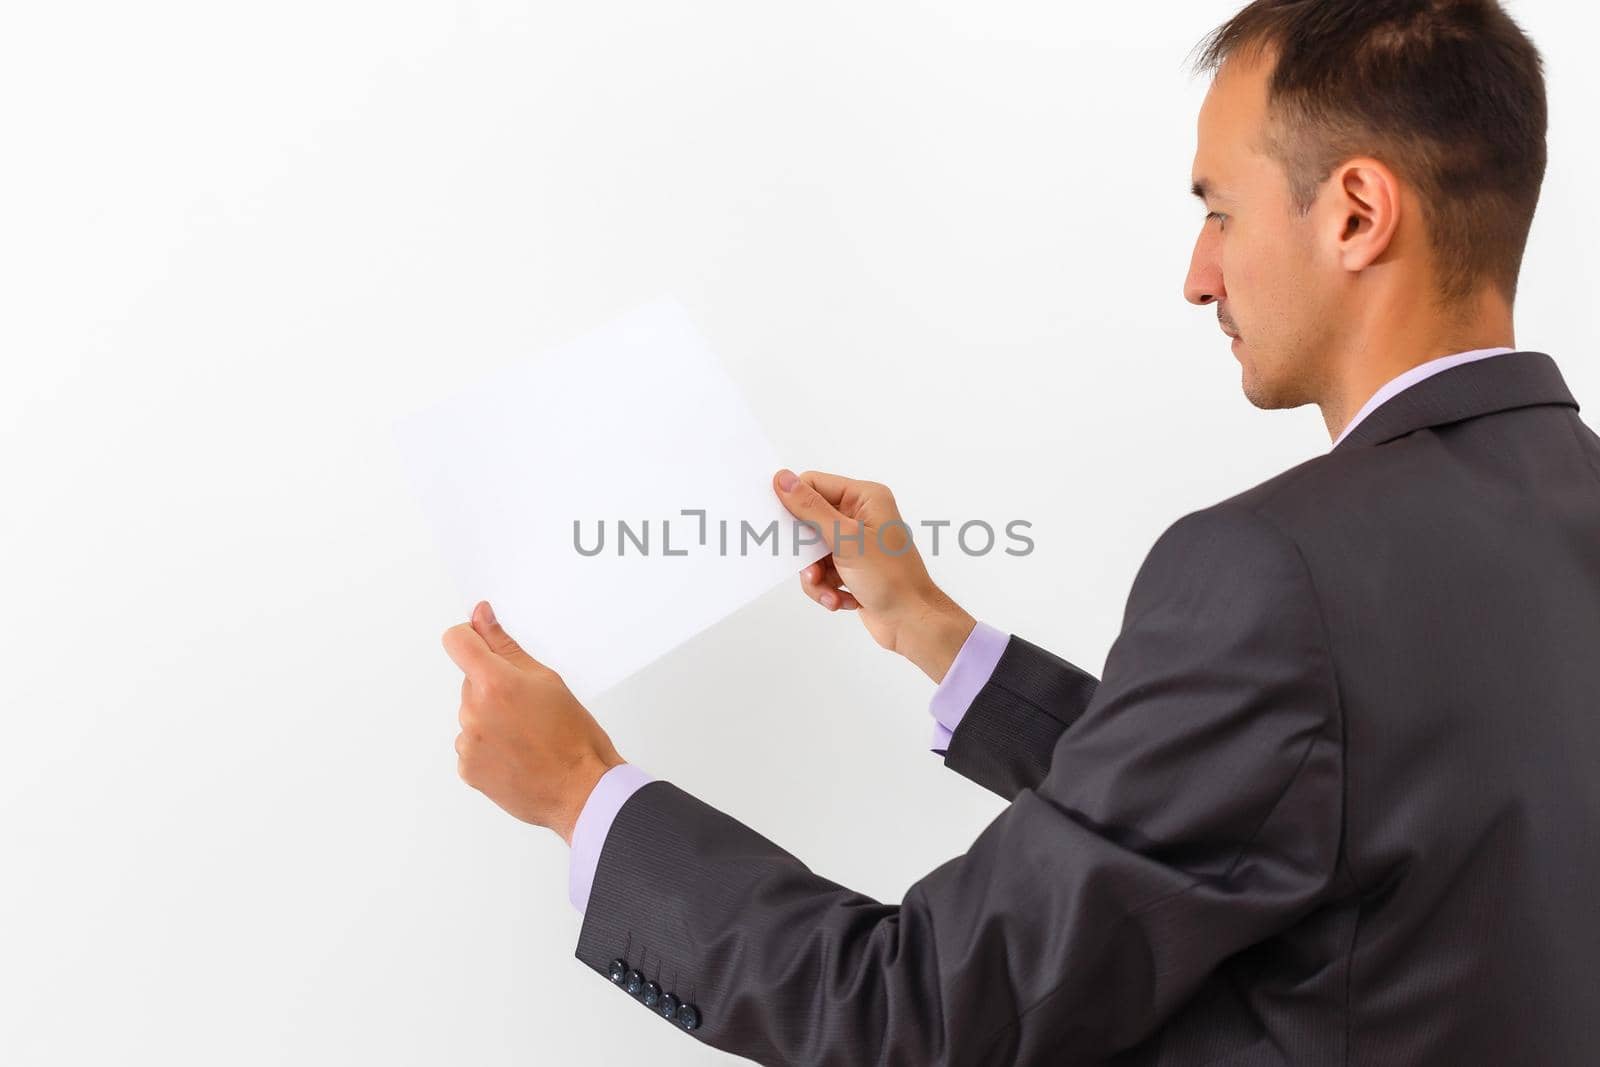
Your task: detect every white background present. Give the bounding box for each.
[2,2,1595,1064]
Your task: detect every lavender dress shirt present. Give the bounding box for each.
[565,344,1516,912]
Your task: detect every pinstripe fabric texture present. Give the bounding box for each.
[575,350,1600,1065]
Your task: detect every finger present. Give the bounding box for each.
[825,559,864,607]
[807,557,860,611]
[817,585,860,611]
[799,557,842,606]
[819,552,850,586]
[802,471,895,523]
[799,558,836,592]
[799,564,820,600]
[773,469,850,551]
[822,554,860,610]
[796,470,859,507]
[470,600,537,669]
[441,622,498,679]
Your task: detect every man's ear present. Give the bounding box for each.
[1328,157,1402,273]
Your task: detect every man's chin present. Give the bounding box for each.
[1239,364,1310,413]
[1237,355,1283,411]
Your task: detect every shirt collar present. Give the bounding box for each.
[1330,347,1517,450]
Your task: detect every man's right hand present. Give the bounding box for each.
[773,468,976,684]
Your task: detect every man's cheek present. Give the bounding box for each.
[1222,239,1247,289]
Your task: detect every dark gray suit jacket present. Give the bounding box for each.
[574,350,1600,1065]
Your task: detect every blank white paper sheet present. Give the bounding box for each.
[394,297,831,703]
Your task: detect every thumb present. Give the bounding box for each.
[470,600,537,668]
[774,468,850,552]
[441,622,498,680]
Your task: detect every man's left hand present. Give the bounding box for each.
[443,601,624,844]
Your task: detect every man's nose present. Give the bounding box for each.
[1183,231,1225,306]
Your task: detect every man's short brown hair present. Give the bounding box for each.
[1192,0,1547,308]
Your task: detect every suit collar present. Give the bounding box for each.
[1331,350,1578,452]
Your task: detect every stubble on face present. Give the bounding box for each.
[1203,54,1338,416]
[1227,172,1335,413]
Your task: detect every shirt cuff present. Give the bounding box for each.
[928,620,1008,752]
[568,762,654,914]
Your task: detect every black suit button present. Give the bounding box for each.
[678,1003,700,1031]
[658,992,679,1021]
[624,969,644,995]
[608,959,628,985]
[641,980,661,1008]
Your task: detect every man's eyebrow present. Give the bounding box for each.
[1191,178,1233,206]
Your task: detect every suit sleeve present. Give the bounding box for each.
[940,632,1100,801]
[572,502,1347,1065]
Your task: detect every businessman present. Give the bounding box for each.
[442,1,1600,1062]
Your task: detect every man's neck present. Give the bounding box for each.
[1321,288,1515,443]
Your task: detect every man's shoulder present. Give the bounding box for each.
[1201,444,1398,544]
[1144,445,1399,583]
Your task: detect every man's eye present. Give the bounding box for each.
[1206,211,1227,229]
